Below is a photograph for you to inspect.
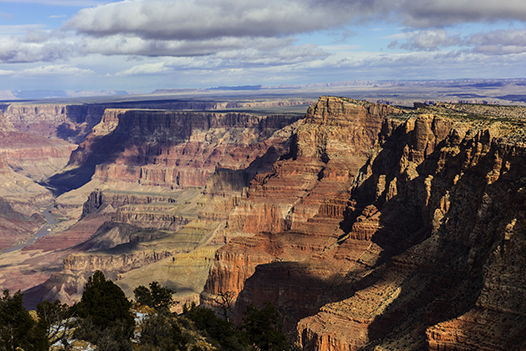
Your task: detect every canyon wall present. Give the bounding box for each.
[202,97,403,315]
[19,107,302,309]
[0,110,75,248]
[3,104,105,143]
[49,109,301,193]
[202,99,526,350]
[7,95,526,350]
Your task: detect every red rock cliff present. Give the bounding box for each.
[51,109,300,192]
[202,97,402,319]
[203,99,526,350]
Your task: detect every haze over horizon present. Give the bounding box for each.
[1,0,526,94]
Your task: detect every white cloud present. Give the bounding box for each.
[15,64,93,77]
[389,28,526,55]
[399,0,526,28]
[1,0,526,90]
[389,30,461,50]
[468,29,526,55]
[65,0,526,42]
[65,0,359,40]
[114,62,170,76]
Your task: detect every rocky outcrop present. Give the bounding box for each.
[16,108,301,309]
[202,99,526,350]
[203,97,402,307]
[0,110,77,182]
[48,109,300,193]
[223,97,400,238]
[3,104,105,143]
[63,250,175,273]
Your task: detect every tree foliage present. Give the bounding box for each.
[183,302,247,351]
[72,270,134,350]
[0,272,293,351]
[137,309,188,351]
[134,281,176,311]
[36,299,73,348]
[0,289,48,351]
[239,302,289,351]
[75,270,134,331]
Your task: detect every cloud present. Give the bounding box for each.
[398,0,526,28]
[468,29,526,55]
[114,62,170,76]
[80,35,297,57]
[387,28,526,56]
[0,34,77,63]
[15,64,93,77]
[389,30,461,50]
[65,0,526,43]
[0,0,111,6]
[65,0,363,40]
[113,43,329,76]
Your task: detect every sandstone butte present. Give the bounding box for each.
[1,96,526,350]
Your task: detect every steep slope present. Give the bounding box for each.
[0,110,75,250]
[202,98,526,350]
[296,106,526,350]
[3,104,105,143]
[19,108,302,309]
[202,97,403,319]
[48,109,300,196]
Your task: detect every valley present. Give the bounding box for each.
[1,86,526,350]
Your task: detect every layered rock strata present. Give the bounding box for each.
[203,97,402,310]
[19,108,301,309]
[3,104,105,143]
[202,99,526,350]
[48,109,300,193]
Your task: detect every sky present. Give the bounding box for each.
[0,0,526,93]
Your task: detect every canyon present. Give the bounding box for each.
[0,93,526,350]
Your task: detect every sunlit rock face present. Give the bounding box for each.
[2,104,105,143]
[49,109,301,192]
[203,98,526,350]
[202,97,402,324]
[18,108,302,310]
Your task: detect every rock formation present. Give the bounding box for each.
[47,109,301,195]
[202,99,526,350]
[0,110,75,249]
[2,104,105,143]
[16,107,302,309]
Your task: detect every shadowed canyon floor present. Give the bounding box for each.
[1,93,526,350]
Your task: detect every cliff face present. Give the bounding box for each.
[3,104,105,143]
[202,97,402,315]
[223,97,399,238]
[49,109,300,193]
[0,110,77,183]
[18,108,302,309]
[202,99,526,350]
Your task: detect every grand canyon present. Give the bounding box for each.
[1,85,526,350]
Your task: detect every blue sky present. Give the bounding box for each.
[1,0,526,94]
